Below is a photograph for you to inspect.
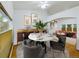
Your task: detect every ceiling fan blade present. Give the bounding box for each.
[46,17,76,23]
[53,17,76,21]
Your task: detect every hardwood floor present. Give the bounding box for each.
[66,43,79,58]
[11,45,17,58]
[11,43,79,58]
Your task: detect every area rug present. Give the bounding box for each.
[16,43,70,58]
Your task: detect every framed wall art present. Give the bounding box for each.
[31,13,38,25]
[24,16,32,25]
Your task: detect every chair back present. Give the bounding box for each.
[23,44,42,58]
[58,35,66,47]
[50,35,66,51]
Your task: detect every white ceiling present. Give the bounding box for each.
[13,1,79,15]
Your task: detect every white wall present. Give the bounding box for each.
[13,10,48,45]
[48,6,79,50]
[1,1,14,19]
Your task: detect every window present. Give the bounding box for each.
[67,24,72,32]
[62,24,66,31]
[0,8,10,32]
[73,24,77,32]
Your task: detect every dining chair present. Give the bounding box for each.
[50,35,66,53]
[36,41,47,53]
[23,41,45,58]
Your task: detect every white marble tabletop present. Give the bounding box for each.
[28,33,59,42]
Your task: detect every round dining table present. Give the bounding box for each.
[28,33,59,53]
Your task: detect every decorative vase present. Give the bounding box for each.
[38,29,43,36]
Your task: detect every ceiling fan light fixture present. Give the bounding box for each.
[41,4,49,9]
[39,1,49,9]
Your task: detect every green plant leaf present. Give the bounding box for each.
[33,20,48,30]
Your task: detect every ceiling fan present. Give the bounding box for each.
[47,17,76,23]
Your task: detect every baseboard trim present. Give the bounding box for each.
[8,43,13,58]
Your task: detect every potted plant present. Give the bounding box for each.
[33,20,48,32]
